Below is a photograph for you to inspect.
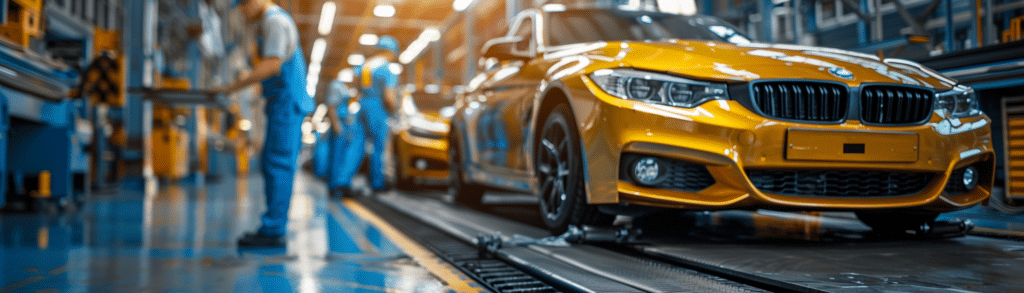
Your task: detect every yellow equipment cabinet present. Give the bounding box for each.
[150,78,193,180]
[0,0,42,47]
[151,123,190,180]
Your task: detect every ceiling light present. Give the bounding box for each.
[306,63,322,96]
[373,5,396,17]
[347,54,365,65]
[399,28,442,64]
[359,34,379,46]
[337,68,354,82]
[541,3,566,12]
[420,28,441,42]
[318,1,336,35]
[399,40,429,64]
[310,38,327,64]
[452,0,476,12]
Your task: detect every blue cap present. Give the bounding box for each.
[231,0,247,7]
[376,36,399,55]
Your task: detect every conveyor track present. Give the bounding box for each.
[357,198,562,293]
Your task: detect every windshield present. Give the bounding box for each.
[547,10,752,47]
[410,92,451,113]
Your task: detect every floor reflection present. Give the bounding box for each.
[1,172,450,292]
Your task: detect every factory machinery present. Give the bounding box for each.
[0,0,255,211]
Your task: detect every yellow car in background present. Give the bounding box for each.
[448,6,994,234]
[392,87,454,189]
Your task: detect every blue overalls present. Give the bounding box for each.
[313,132,330,178]
[256,8,314,238]
[357,59,395,190]
[327,82,366,190]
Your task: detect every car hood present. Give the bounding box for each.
[573,40,957,90]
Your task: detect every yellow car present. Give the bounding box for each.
[392,88,453,189]
[448,7,994,234]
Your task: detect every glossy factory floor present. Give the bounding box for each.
[5,170,1024,292]
[0,172,479,293]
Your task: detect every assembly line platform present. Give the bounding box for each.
[3,170,1024,292]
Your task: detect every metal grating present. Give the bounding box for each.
[358,199,560,293]
[751,82,848,122]
[747,169,935,197]
[861,86,934,124]
[620,154,716,192]
[1003,97,1024,198]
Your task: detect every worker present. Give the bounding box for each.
[357,37,399,193]
[326,69,365,198]
[218,0,314,247]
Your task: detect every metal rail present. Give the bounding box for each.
[370,191,1024,292]
[356,198,564,293]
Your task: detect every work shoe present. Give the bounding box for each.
[237,232,285,248]
[330,187,351,198]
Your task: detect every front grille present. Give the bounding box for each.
[860,86,934,124]
[747,169,934,197]
[751,82,848,122]
[620,154,716,192]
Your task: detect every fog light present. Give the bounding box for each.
[962,166,977,190]
[415,159,428,171]
[631,157,664,185]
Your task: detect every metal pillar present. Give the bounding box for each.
[873,0,883,42]
[433,40,443,85]
[984,0,995,45]
[464,9,477,84]
[945,0,954,52]
[123,0,157,180]
[506,0,520,23]
[857,0,868,45]
[761,0,773,43]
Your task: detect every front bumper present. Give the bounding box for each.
[394,130,450,183]
[567,76,994,212]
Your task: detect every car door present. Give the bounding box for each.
[476,12,541,176]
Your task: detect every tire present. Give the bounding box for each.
[449,127,485,206]
[392,145,414,191]
[536,104,613,235]
[856,211,938,233]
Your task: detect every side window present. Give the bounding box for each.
[513,17,534,53]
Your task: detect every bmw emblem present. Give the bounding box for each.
[829,67,854,79]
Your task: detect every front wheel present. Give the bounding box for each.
[856,211,938,233]
[392,145,414,191]
[449,128,485,207]
[536,104,612,234]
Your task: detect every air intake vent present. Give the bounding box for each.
[747,169,934,197]
[751,82,848,122]
[861,86,933,125]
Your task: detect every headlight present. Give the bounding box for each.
[589,69,729,108]
[934,85,980,118]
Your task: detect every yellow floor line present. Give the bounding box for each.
[343,199,487,293]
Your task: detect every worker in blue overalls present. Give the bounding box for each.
[326,68,365,198]
[358,37,399,193]
[219,0,314,247]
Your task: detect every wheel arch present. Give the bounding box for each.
[533,81,602,205]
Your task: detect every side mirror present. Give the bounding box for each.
[481,36,531,61]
